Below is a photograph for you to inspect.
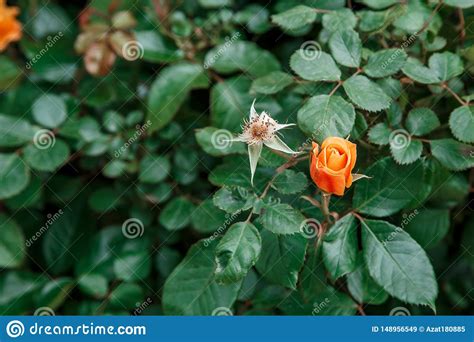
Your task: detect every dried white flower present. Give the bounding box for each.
[232,100,297,185]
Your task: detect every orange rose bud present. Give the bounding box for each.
[0,0,22,52]
[309,137,357,196]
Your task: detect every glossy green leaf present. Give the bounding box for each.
[449,106,474,143]
[215,222,261,283]
[163,240,242,315]
[322,214,358,279]
[328,29,361,68]
[297,95,355,141]
[147,63,209,132]
[290,50,341,82]
[353,157,424,217]
[343,75,392,112]
[256,229,307,290]
[271,6,317,31]
[361,219,438,309]
[429,139,474,171]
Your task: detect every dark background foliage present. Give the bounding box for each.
[0,0,473,316]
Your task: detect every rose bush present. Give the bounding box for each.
[0,0,473,316]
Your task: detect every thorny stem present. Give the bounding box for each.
[415,0,444,37]
[245,153,309,223]
[328,68,363,97]
[458,8,466,46]
[441,82,468,106]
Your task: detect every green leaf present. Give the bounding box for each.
[328,29,361,68]
[255,229,307,290]
[43,199,86,274]
[343,75,391,112]
[259,203,305,235]
[368,122,391,145]
[359,0,399,9]
[250,71,294,95]
[361,219,438,309]
[449,106,474,143]
[404,209,450,249]
[159,197,195,231]
[322,214,358,279]
[114,249,151,282]
[406,108,440,136]
[351,112,368,140]
[195,127,246,156]
[213,186,255,214]
[444,0,474,8]
[204,41,280,78]
[147,63,209,132]
[273,170,308,194]
[377,78,402,99]
[428,52,464,81]
[347,253,388,305]
[191,199,229,234]
[23,139,70,172]
[36,278,74,310]
[271,5,317,31]
[109,282,144,309]
[163,239,242,315]
[78,274,108,299]
[429,139,474,171]
[322,9,357,32]
[32,94,67,128]
[0,271,47,315]
[155,247,181,278]
[0,215,25,268]
[139,155,171,183]
[290,50,341,82]
[0,114,36,147]
[353,157,424,217]
[402,57,441,84]
[364,48,407,78]
[0,56,22,90]
[390,138,423,165]
[0,153,30,200]
[297,95,355,141]
[134,30,183,63]
[210,77,252,131]
[215,222,261,283]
